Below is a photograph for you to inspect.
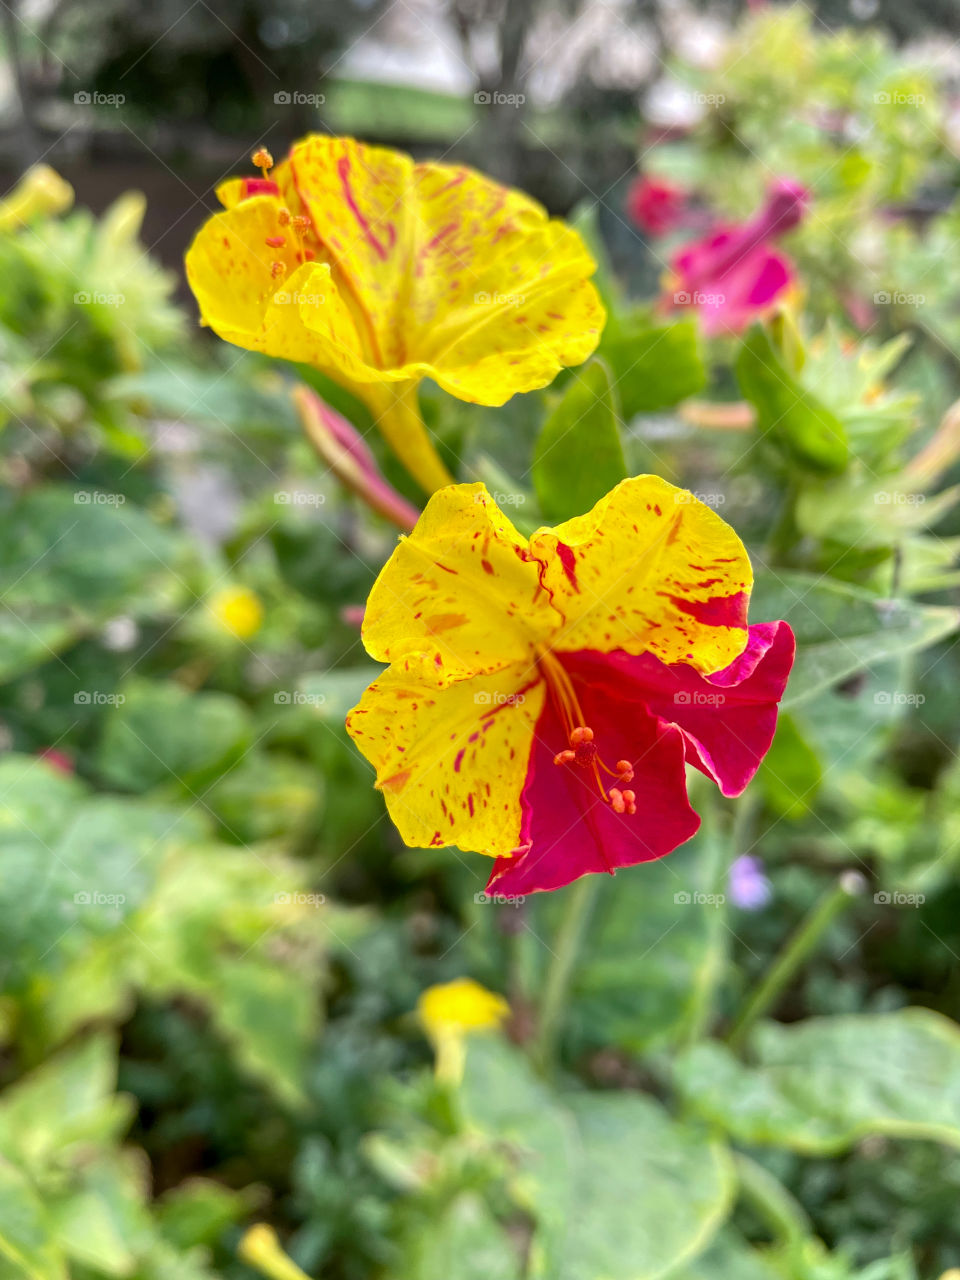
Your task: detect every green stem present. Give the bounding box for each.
[735,1152,811,1247]
[533,876,599,1075]
[727,871,865,1051]
[683,805,725,1046]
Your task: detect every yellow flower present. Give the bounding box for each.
[185,136,605,493]
[0,165,73,232]
[346,479,794,896]
[209,586,264,639]
[417,977,510,1084]
[238,1224,312,1280]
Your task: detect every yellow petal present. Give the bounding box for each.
[287,135,414,368]
[361,482,556,679]
[346,653,542,855]
[530,475,753,673]
[418,978,510,1039]
[282,136,604,398]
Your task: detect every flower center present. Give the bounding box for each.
[538,649,636,815]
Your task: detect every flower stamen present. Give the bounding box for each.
[539,649,636,815]
[251,147,274,179]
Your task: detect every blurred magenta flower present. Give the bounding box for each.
[625,175,691,236]
[728,854,773,910]
[666,179,809,335]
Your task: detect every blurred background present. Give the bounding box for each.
[5,2,960,1279]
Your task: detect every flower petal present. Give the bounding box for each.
[287,136,603,397]
[530,475,752,673]
[556,621,795,800]
[486,654,698,896]
[346,654,543,855]
[362,483,558,679]
[185,196,372,372]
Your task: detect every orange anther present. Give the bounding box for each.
[622,788,636,815]
[277,209,291,227]
[615,759,634,780]
[290,215,311,233]
[265,235,285,248]
[251,147,274,175]
[553,749,576,766]
[270,261,285,278]
[609,788,626,814]
[569,726,594,746]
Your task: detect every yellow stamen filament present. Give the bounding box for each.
[538,649,635,812]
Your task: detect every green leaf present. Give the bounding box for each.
[533,359,627,522]
[737,327,849,473]
[460,1038,733,1280]
[663,1231,781,1280]
[0,1036,129,1175]
[0,1158,67,1280]
[96,679,253,792]
[0,487,188,682]
[600,320,706,416]
[558,840,720,1054]
[756,714,822,819]
[750,571,958,708]
[674,1009,960,1154]
[400,1194,522,1280]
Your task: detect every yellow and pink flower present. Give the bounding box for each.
[185,136,604,493]
[347,478,794,895]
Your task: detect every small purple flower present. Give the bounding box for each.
[728,855,772,911]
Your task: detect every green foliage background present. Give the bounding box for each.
[2,7,960,1280]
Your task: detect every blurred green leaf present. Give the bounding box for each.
[737,327,849,473]
[97,680,253,792]
[600,320,706,416]
[0,1157,67,1280]
[0,488,187,682]
[757,714,823,819]
[675,1010,960,1153]
[461,1037,733,1280]
[533,359,626,521]
[400,1193,522,1280]
[750,571,958,708]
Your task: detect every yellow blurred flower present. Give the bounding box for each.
[238,1224,311,1280]
[417,977,509,1084]
[0,164,74,232]
[209,586,264,639]
[185,135,604,493]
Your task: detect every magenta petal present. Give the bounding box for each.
[486,661,700,897]
[570,622,795,799]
